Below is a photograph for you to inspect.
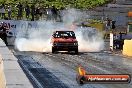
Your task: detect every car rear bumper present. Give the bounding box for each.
[52,45,78,51]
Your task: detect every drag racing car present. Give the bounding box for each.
[51,31,78,54]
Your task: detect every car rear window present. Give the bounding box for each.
[53,31,76,38]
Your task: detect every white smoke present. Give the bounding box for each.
[75,27,104,52]
[15,21,57,52]
[15,8,104,52]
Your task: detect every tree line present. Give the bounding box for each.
[0,0,111,9]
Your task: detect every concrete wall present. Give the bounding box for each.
[0,39,33,88]
[0,57,6,88]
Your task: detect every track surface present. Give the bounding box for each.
[13,49,132,88]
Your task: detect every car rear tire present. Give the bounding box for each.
[75,48,78,54]
[52,47,56,53]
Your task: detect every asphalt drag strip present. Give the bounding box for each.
[14,51,132,88]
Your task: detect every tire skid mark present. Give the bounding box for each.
[16,55,70,88]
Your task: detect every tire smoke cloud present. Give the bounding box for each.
[15,8,104,52]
